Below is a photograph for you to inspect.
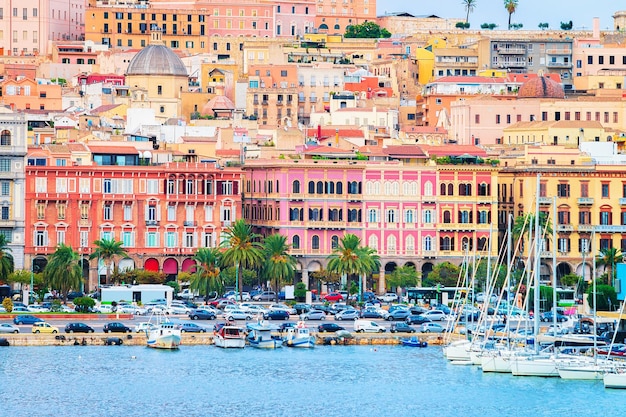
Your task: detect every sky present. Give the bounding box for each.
[376,1,621,31]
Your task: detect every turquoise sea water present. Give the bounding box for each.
[0,345,617,417]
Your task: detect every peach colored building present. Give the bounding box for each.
[247,64,298,126]
[313,0,376,35]
[0,78,63,111]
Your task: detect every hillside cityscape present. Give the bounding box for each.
[1,0,626,299]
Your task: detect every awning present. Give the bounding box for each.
[144,258,159,272]
[181,258,196,273]
[118,258,135,272]
[163,258,179,274]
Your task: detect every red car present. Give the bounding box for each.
[323,292,344,302]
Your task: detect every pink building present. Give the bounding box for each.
[244,149,498,293]
[0,0,85,56]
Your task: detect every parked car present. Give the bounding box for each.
[179,322,207,333]
[225,310,252,321]
[420,310,447,321]
[64,323,95,333]
[0,323,20,333]
[103,322,132,333]
[11,306,29,313]
[323,292,344,302]
[96,304,115,314]
[293,303,311,315]
[32,322,59,334]
[215,299,238,310]
[420,322,446,333]
[245,305,269,316]
[279,322,297,332]
[360,308,385,319]
[378,292,399,303]
[252,291,276,301]
[67,291,84,300]
[189,309,217,320]
[335,309,360,321]
[311,304,334,315]
[13,315,44,325]
[134,322,158,333]
[540,311,568,322]
[268,303,296,315]
[168,304,191,315]
[300,310,326,320]
[264,310,290,320]
[432,303,452,315]
[317,323,345,333]
[354,319,386,333]
[386,310,411,321]
[226,292,251,301]
[390,322,417,333]
[406,315,432,325]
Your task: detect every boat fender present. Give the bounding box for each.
[127,334,133,340]
[0,338,9,346]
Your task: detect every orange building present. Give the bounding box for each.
[0,78,63,111]
[25,143,243,291]
[247,64,299,126]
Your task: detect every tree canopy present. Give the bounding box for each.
[424,262,461,287]
[344,22,391,39]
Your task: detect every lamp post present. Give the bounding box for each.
[29,257,34,306]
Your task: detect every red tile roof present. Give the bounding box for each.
[319,128,364,138]
[88,145,139,155]
[216,149,241,156]
[383,145,428,158]
[420,144,487,157]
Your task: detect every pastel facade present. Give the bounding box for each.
[0,78,63,111]
[25,144,243,291]
[243,157,498,292]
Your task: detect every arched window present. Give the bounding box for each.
[478,183,489,196]
[292,235,300,249]
[392,182,399,195]
[387,235,397,253]
[0,130,11,146]
[373,181,380,195]
[405,209,414,223]
[368,235,378,250]
[406,235,415,251]
[311,235,320,250]
[386,209,396,223]
[366,181,373,195]
[423,236,432,251]
[443,210,451,223]
[336,182,343,195]
[308,181,315,194]
[448,183,454,196]
[440,236,451,251]
[424,181,433,196]
[478,237,487,251]
[384,182,392,195]
[292,180,300,194]
[478,210,488,224]
[348,209,358,222]
[462,237,473,251]
[440,183,447,196]
[423,209,432,224]
[326,181,334,194]
[331,235,339,249]
[316,181,324,194]
[368,209,378,222]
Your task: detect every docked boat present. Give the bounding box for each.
[214,325,246,348]
[246,321,283,349]
[604,370,626,389]
[146,316,181,350]
[283,321,316,348]
[401,337,427,348]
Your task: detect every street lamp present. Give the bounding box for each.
[29,258,34,306]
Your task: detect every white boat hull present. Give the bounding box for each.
[248,338,283,349]
[444,340,472,361]
[558,366,604,380]
[214,336,246,348]
[284,336,316,348]
[511,357,559,377]
[481,354,512,373]
[604,372,626,389]
[147,333,181,349]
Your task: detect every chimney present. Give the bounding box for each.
[593,17,600,39]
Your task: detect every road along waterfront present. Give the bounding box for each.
[0,344,617,417]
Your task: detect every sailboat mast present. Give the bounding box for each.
[533,174,541,350]
[552,196,558,333]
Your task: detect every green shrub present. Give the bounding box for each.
[2,297,13,313]
[74,296,95,313]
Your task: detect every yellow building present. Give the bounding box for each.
[125,31,188,122]
[502,120,609,146]
[499,145,626,284]
[414,37,447,85]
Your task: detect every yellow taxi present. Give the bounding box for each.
[32,322,59,334]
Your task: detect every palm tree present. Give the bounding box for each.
[263,234,297,303]
[89,238,128,286]
[327,233,362,292]
[191,247,223,304]
[597,247,623,286]
[355,245,380,302]
[220,219,264,302]
[43,244,83,303]
[504,0,519,29]
[462,0,478,24]
[512,212,552,253]
[0,234,14,283]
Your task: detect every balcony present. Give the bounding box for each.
[578,224,594,232]
[498,61,526,67]
[546,61,572,68]
[497,47,526,54]
[145,220,159,226]
[578,225,626,233]
[538,197,553,205]
[546,48,572,55]
[253,99,259,105]
[557,224,574,232]
[183,220,197,227]
[276,100,284,106]
[78,219,91,227]
[577,197,594,205]
[261,100,268,105]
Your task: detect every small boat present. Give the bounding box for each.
[214,325,246,349]
[145,313,181,350]
[401,337,427,348]
[283,321,316,348]
[246,321,283,349]
[604,369,626,389]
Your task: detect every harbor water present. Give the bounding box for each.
[0,345,617,417]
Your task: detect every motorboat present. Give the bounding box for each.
[246,321,282,349]
[145,314,181,349]
[283,321,316,348]
[214,325,246,348]
[604,370,626,389]
[401,337,427,348]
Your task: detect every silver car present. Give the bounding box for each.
[300,310,326,320]
[334,309,360,321]
[0,323,19,333]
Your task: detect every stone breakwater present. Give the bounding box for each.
[0,333,451,347]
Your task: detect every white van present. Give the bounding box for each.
[354,319,387,333]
